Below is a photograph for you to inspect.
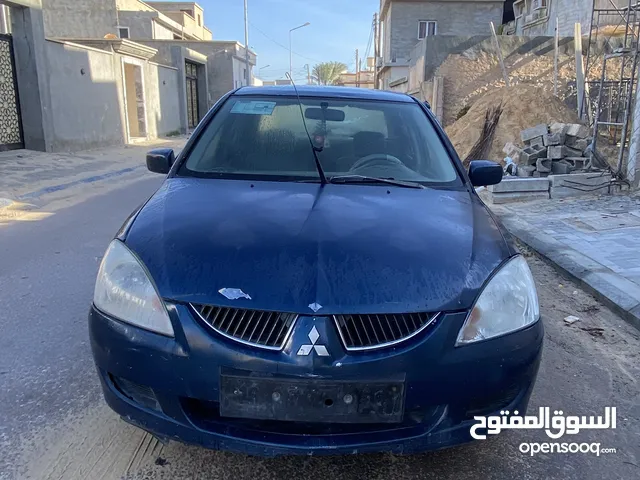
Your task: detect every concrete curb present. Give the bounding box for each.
[499,215,640,332]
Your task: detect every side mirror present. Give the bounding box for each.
[468,160,503,187]
[146,148,175,174]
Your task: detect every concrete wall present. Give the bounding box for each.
[43,38,183,151]
[145,62,182,136]
[515,0,627,36]
[379,65,409,91]
[9,2,54,151]
[146,1,211,39]
[116,0,155,12]
[45,40,125,151]
[232,56,249,89]
[117,11,155,39]
[153,19,174,39]
[134,40,257,106]
[42,0,118,38]
[385,1,504,62]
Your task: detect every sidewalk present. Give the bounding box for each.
[0,137,187,203]
[488,192,640,331]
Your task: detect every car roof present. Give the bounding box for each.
[234,85,416,103]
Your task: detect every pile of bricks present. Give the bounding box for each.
[503,123,593,177]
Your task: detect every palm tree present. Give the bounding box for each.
[312,62,348,86]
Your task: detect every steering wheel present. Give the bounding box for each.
[349,154,404,173]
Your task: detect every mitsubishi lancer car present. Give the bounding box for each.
[89,85,543,456]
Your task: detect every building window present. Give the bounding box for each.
[532,0,548,9]
[418,20,437,39]
[198,14,202,26]
[118,27,130,39]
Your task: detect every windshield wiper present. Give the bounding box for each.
[330,175,425,189]
[286,73,328,184]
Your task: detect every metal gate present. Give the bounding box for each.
[0,34,24,151]
[185,61,199,129]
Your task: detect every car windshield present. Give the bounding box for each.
[180,95,459,185]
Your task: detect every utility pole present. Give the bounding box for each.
[373,12,379,89]
[355,48,359,87]
[244,0,250,86]
[307,64,311,85]
[628,75,640,185]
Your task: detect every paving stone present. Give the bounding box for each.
[488,177,550,193]
[543,132,566,146]
[566,123,591,138]
[536,158,551,172]
[521,124,548,142]
[490,193,640,332]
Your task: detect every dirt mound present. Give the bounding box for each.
[446,85,581,165]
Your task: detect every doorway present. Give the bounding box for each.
[186,61,199,129]
[123,62,147,140]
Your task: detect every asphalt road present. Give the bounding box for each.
[1,176,639,480]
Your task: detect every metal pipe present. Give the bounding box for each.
[244,0,250,86]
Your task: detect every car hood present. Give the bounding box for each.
[125,178,509,314]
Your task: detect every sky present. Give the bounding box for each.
[199,0,379,82]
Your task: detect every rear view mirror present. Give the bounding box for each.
[468,160,503,187]
[305,108,345,122]
[146,148,175,174]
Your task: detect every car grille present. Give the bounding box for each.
[191,304,297,350]
[333,312,439,351]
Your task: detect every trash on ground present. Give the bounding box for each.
[564,315,580,324]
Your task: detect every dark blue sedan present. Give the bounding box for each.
[89,86,543,456]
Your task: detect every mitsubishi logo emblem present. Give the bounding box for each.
[297,326,329,357]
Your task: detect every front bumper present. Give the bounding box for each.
[89,304,544,456]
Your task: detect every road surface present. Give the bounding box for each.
[1,174,639,479]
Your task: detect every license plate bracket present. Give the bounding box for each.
[219,375,405,424]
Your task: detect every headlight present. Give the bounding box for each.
[93,240,174,337]
[456,255,539,345]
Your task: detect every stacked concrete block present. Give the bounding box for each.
[521,144,547,165]
[506,123,594,178]
[543,132,566,146]
[520,124,548,143]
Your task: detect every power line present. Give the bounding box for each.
[363,19,374,61]
[249,21,323,64]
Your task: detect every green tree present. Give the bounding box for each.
[312,62,348,85]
